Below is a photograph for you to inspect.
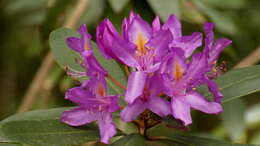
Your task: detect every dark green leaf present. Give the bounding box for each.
[108,0,130,13]
[147,0,180,22]
[221,99,246,143]
[0,108,100,146]
[111,134,145,146]
[147,124,255,146]
[198,65,260,103]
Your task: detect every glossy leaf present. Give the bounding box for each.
[111,134,145,146]
[108,0,130,13]
[147,0,180,21]
[0,108,100,146]
[221,99,246,143]
[198,65,260,103]
[147,124,255,146]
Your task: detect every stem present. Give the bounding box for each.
[107,74,126,90]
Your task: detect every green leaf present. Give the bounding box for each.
[147,124,255,146]
[49,28,84,71]
[193,0,238,35]
[221,99,246,143]
[0,108,100,146]
[108,0,130,13]
[114,118,139,134]
[198,65,260,103]
[147,0,180,22]
[49,28,127,94]
[111,134,145,146]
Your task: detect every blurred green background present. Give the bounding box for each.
[0,0,260,144]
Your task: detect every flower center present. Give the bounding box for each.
[173,62,184,81]
[135,32,148,55]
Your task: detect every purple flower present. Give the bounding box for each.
[61,75,120,144]
[162,15,203,58]
[96,12,174,105]
[120,73,171,122]
[66,24,107,77]
[62,11,232,141]
[161,47,224,126]
[96,13,173,72]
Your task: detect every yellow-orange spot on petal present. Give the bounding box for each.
[97,83,106,97]
[174,62,184,81]
[135,32,148,55]
[84,42,90,51]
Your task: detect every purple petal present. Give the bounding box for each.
[65,87,93,104]
[120,99,147,122]
[82,75,107,97]
[171,32,202,58]
[184,92,223,114]
[98,113,117,144]
[96,19,120,60]
[204,78,223,103]
[171,97,192,126]
[122,11,136,40]
[146,74,164,96]
[77,24,93,52]
[66,37,83,52]
[125,71,147,104]
[148,96,171,117]
[204,23,214,50]
[152,16,161,32]
[127,15,152,44]
[208,38,232,63]
[163,48,187,82]
[110,37,139,67]
[163,15,182,39]
[77,24,88,36]
[107,95,120,112]
[61,107,99,126]
[181,52,209,86]
[83,55,108,77]
[145,29,172,60]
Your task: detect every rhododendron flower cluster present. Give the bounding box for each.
[61,12,231,144]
